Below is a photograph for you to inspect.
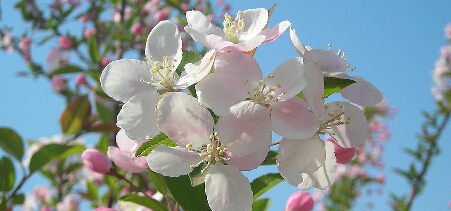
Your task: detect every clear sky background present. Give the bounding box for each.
[1,0,451,211]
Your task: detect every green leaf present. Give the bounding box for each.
[0,128,24,161]
[96,102,115,123]
[251,173,284,200]
[60,96,91,135]
[188,162,211,187]
[88,37,100,63]
[261,150,277,165]
[0,156,15,191]
[176,50,202,76]
[86,181,99,201]
[48,65,84,77]
[95,133,110,154]
[120,194,167,211]
[251,198,272,211]
[11,194,25,205]
[29,144,86,174]
[164,175,211,211]
[135,134,177,157]
[323,77,355,97]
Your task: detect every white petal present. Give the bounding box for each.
[265,58,307,100]
[101,59,154,102]
[205,163,253,211]
[260,20,291,44]
[185,27,234,50]
[289,26,307,57]
[304,49,348,73]
[185,10,225,38]
[216,101,271,157]
[116,129,137,152]
[225,140,270,171]
[240,8,268,42]
[117,91,161,140]
[323,102,369,148]
[270,97,319,139]
[145,21,182,69]
[302,62,324,116]
[196,73,248,116]
[214,51,263,91]
[175,49,216,89]
[277,137,336,190]
[156,92,212,148]
[108,146,148,173]
[220,35,266,53]
[336,75,384,106]
[147,145,203,177]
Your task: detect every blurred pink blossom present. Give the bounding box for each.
[47,47,70,73]
[33,185,51,202]
[101,57,110,66]
[180,3,189,12]
[56,194,79,211]
[131,23,143,35]
[18,36,32,62]
[78,14,93,23]
[1,29,14,53]
[58,35,72,49]
[51,76,67,92]
[40,205,52,211]
[82,149,112,174]
[285,191,314,211]
[95,207,116,211]
[75,74,88,88]
[445,23,451,39]
[142,0,159,15]
[154,7,171,21]
[84,28,97,39]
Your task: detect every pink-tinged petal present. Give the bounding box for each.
[270,97,319,139]
[302,62,324,116]
[328,138,355,164]
[225,139,271,171]
[277,137,336,190]
[323,102,369,148]
[185,27,234,50]
[117,91,161,140]
[289,26,307,57]
[260,20,291,44]
[265,58,307,100]
[304,49,348,73]
[147,145,203,177]
[156,92,212,148]
[185,10,225,38]
[216,101,271,157]
[196,73,248,116]
[205,163,252,211]
[297,141,336,189]
[175,49,216,89]
[107,147,148,173]
[221,35,266,53]
[100,59,154,103]
[145,21,182,69]
[336,75,384,106]
[116,129,137,152]
[240,8,268,42]
[214,52,263,90]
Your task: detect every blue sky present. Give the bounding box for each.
[1,0,451,210]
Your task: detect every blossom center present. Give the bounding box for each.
[140,56,179,93]
[246,77,284,105]
[223,11,245,44]
[186,132,229,173]
[318,103,351,135]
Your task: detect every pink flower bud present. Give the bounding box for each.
[131,23,143,35]
[75,74,88,87]
[101,57,110,66]
[51,76,67,92]
[40,205,52,211]
[84,28,97,39]
[154,7,171,21]
[285,191,314,211]
[328,138,355,164]
[195,4,203,12]
[58,36,72,49]
[18,37,32,62]
[78,14,93,23]
[82,149,112,174]
[376,173,385,184]
[180,3,189,12]
[95,207,117,211]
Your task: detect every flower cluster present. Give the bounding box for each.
[100,7,383,211]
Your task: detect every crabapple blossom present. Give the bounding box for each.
[147,92,272,211]
[107,129,149,173]
[75,74,87,88]
[285,191,314,211]
[82,149,112,174]
[58,35,72,49]
[131,23,143,35]
[100,20,215,140]
[83,28,97,38]
[51,76,67,92]
[290,26,383,106]
[18,36,31,62]
[196,51,319,139]
[1,29,14,53]
[56,194,79,211]
[185,8,291,53]
[47,47,70,73]
[329,137,355,164]
[101,57,110,66]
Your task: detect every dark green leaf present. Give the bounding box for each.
[11,194,25,205]
[135,134,177,157]
[29,144,86,174]
[0,128,24,161]
[149,172,166,194]
[88,37,100,63]
[164,175,211,211]
[120,194,167,211]
[48,65,84,77]
[188,162,211,187]
[261,150,277,165]
[96,102,115,123]
[176,50,202,76]
[60,96,91,135]
[323,77,355,97]
[0,156,15,191]
[251,198,271,211]
[251,173,284,200]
